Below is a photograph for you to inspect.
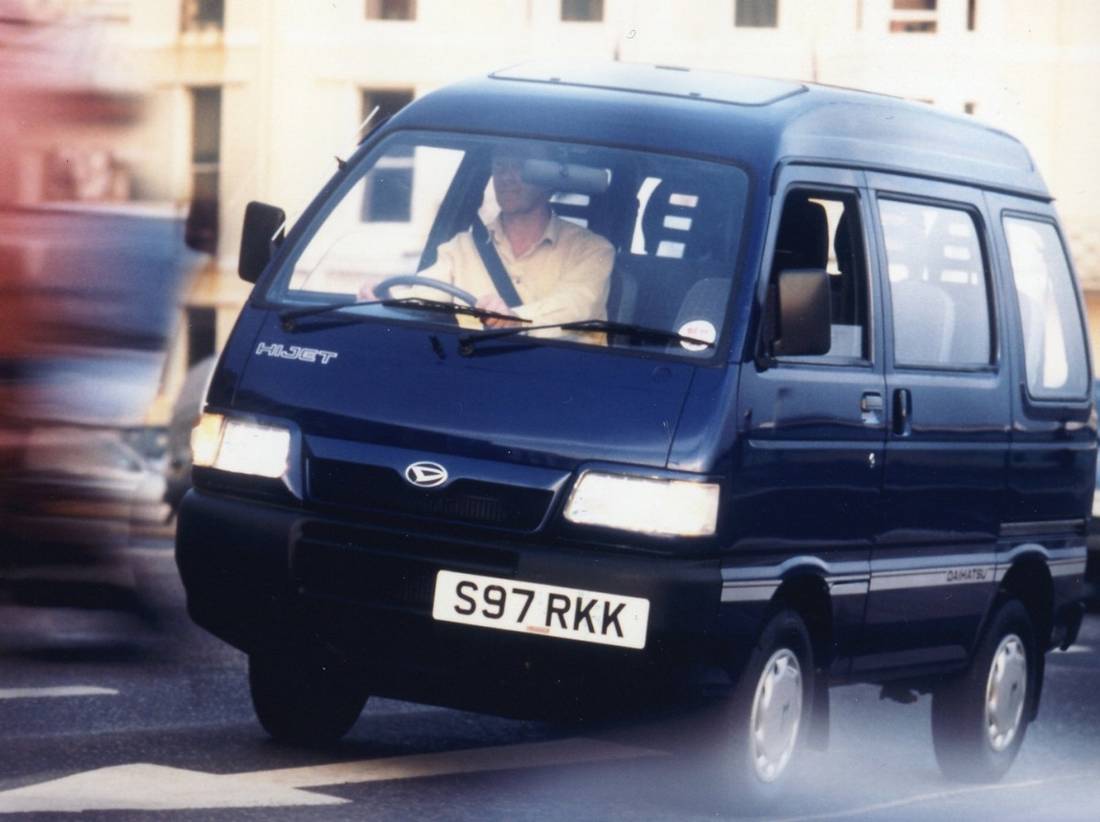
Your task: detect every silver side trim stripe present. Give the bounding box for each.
[721,557,1087,603]
[870,565,995,592]
[829,580,871,596]
[721,577,871,603]
[1049,558,1087,577]
[995,558,1088,581]
[721,583,780,603]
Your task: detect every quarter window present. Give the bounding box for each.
[1004,217,1089,399]
[880,200,992,368]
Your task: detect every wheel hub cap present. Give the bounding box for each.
[985,634,1027,753]
[749,648,803,783]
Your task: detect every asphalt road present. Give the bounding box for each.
[1,536,1098,821]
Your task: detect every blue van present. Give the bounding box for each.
[176,62,1093,803]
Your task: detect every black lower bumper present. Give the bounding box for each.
[175,490,727,716]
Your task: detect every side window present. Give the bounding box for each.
[1004,217,1089,399]
[879,199,992,368]
[771,190,870,361]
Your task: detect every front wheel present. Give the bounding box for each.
[931,599,1035,782]
[704,609,815,811]
[248,652,368,746]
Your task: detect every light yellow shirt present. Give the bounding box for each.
[412,214,614,339]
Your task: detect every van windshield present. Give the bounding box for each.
[266,131,749,359]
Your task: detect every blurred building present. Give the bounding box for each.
[1,1,192,597]
[123,0,1100,403]
[0,0,181,435]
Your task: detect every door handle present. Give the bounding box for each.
[860,391,883,424]
[893,388,912,436]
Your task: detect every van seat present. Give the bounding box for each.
[891,278,956,365]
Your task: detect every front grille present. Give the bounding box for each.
[293,521,517,610]
[307,458,553,531]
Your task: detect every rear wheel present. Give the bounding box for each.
[248,652,368,746]
[931,599,1035,782]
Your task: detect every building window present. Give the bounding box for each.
[186,306,217,367]
[890,0,937,33]
[361,90,414,221]
[735,0,778,28]
[180,0,224,32]
[365,0,416,20]
[964,101,976,115]
[185,87,221,255]
[967,0,977,30]
[561,0,603,21]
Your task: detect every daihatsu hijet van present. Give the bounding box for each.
[176,62,1093,803]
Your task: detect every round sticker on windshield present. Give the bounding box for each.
[678,319,717,352]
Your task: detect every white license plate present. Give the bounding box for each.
[432,570,650,650]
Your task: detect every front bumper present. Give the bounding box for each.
[176,490,727,715]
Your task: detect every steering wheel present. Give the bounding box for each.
[372,275,478,307]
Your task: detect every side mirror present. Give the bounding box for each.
[238,201,286,283]
[773,268,832,357]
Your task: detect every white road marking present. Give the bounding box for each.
[0,686,118,700]
[0,737,660,813]
[768,772,1089,822]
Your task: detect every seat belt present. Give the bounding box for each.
[471,218,523,309]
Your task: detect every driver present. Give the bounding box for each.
[360,148,614,338]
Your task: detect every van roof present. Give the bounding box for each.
[388,60,1048,200]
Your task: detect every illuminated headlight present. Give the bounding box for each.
[191,413,291,479]
[564,472,720,537]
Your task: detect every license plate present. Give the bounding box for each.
[432,570,650,650]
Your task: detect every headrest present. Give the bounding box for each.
[641,178,723,259]
[834,210,853,273]
[774,198,829,271]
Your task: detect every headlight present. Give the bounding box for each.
[564,472,719,537]
[1092,489,1100,519]
[190,412,224,468]
[191,413,291,479]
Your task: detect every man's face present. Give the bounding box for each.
[491,155,551,217]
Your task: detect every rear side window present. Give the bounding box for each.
[1004,217,1089,400]
[879,199,992,368]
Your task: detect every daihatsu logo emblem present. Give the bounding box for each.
[405,461,448,488]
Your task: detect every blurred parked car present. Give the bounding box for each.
[164,356,216,515]
[4,426,167,545]
[1,426,167,613]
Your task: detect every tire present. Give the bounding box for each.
[931,599,1035,782]
[248,652,368,746]
[704,609,815,812]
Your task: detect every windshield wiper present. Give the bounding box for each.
[457,318,716,354]
[278,297,530,331]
